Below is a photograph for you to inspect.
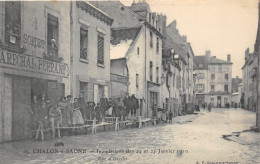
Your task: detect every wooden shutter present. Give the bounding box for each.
[97,34,104,64]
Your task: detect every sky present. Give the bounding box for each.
[121,0,259,78]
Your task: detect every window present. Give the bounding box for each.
[137,47,139,55]
[224,85,228,92]
[155,20,158,29]
[211,85,215,91]
[136,74,139,89]
[225,74,228,80]
[97,32,104,65]
[166,74,169,86]
[156,67,159,83]
[5,1,21,46]
[198,73,204,79]
[150,31,153,48]
[211,74,215,80]
[47,13,59,57]
[80,82,88,101]
[150,61,153,81]
[80,27,88,59]
[156,37,159,53]
[218,64,222,71]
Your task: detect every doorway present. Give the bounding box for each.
[217,96,221,108]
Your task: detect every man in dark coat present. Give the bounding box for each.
[100,95,109,122]
[131,94,139,116]
[78,94,86,121]
[123,94,132,117]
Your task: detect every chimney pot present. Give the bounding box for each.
[227,54,231,62]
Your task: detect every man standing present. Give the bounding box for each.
[49,104,62,139]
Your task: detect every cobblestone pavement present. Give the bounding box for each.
[0,108,259,164]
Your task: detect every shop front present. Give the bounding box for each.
[0,49,69,142]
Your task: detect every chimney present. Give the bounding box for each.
[236,76,238,79]
[212,56,216,58]
[205,50,211,58]
[227,54,231,62]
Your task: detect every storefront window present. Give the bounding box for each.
[5,2,21,46]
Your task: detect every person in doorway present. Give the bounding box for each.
[208,103,212,112]
[49,104,62,139]
[31,95,39,130]
[72,98,84,126]
[123,94,132,118]
[169,111,173,123]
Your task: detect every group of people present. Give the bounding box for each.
[31,93,140,138]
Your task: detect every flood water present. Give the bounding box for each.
[0,108,259,164]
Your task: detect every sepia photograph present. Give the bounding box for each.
[0,0,259,163]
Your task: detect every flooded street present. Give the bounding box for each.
[0,108,259,164]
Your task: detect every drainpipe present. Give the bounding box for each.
[70,1,73,96]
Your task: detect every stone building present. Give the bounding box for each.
[70,2,113,104]
[242,48,258,111]
[91,1,165,118]
[194,51,233,108]
[0,1,71,142]
[164,20,195,112]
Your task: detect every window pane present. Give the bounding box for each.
[47,14,59,57]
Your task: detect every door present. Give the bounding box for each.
[48,81,58,106]
[12,76,32,140]
[4,76,12,141]
[217,96,221,108]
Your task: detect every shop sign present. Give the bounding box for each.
[23,34,45,49]
[0,49,69,77]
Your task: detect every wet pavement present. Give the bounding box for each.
[0,108,259,164]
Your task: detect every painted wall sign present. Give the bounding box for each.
[0,49,69,77]
[23,34,45,49]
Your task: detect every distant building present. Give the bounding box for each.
[242,48,258,111]
[194,51,233,108]
[231,83,242,108]
[232,76,242,93]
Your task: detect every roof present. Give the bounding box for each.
[193,56,209,69]
[110,27,141,60]
[90,1,142,28]
[110,39,133,60]
[76,1,113,26]
[194,55,232,70]
[209,57,232,64]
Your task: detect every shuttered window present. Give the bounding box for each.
[97,33,104,65]
[80,28,88,59]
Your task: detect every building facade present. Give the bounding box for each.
[242,48,257,111]
[70,1,113,104]
[0,1,71,142]
[92,1,165,118]
[194,51,232,108]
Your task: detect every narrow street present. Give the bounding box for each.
[0,108,259,164]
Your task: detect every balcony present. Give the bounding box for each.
[44,45,63,62]
[110,73,129,84]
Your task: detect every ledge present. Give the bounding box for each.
[80,58,89,64]
[97,63,105,68]
[0,42,26,54]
